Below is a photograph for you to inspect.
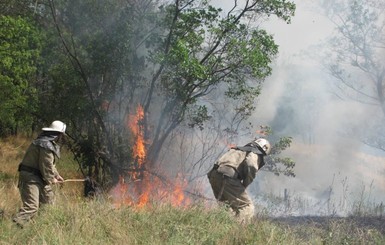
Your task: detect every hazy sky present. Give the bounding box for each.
[265,1,333,55]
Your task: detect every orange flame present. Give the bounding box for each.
[130,105,145,165]
[111,104,192,208]
[171,175,190,206]
[111,176,134,208]
[111,172,192,209]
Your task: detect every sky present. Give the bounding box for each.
[249,0,385,215]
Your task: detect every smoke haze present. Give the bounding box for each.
[251,0,385,215]
[102,0,385,215]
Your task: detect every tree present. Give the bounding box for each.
[0,15,41,136]
[34,0,296,187]
[0,0,38,17]
[321,0,385,150]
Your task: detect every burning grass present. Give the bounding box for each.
[110,171,193,209]
[1,193,384,244]
[1,137,384,244]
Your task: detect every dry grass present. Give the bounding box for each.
[0,136,30,216]
[0,135,28,174]
[0,135,84,216]
[0,136,384,244]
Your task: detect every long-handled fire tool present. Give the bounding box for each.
[63,178,88,182]
[60,177,100,197]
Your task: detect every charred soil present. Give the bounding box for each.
[269,215,385,234]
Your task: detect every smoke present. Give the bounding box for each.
[100,0,385,215]
[249,0,385,215]
[153,0,385,215]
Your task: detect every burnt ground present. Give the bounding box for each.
[268,216,385,235]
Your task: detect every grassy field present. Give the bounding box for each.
[0,136,384,245]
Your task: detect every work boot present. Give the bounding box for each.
[12,216,28,229]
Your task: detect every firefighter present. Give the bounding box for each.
[207,138,271,223]
[12,121,67,228]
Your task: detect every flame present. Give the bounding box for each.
[111,171,192,209]
[137,174,150,208]
[129,105,145,165]
[111,176,134,208]
[111,104,192,208]
[171,175,189,206]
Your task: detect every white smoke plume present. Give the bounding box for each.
[251,0,385,216]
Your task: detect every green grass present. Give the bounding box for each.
[1,136,384,244]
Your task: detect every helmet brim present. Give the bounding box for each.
[41,127,66,135]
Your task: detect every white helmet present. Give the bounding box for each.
[42,120,66,133]
[254,138,271,155]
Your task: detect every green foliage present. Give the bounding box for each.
[187,105,212,130]
[146,1,295,169]
[254,126,295,177]
[0,0,37,17]
[1,0,297,185]
[158,3,282,121]
[0,15,41,136]
[33,0,144,183]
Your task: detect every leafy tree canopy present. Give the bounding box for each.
[0,15,41,136]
